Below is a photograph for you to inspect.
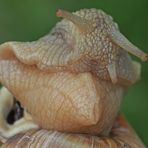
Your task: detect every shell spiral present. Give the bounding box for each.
[2,117,145,148]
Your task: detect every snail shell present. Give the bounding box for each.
[2,115,145,148]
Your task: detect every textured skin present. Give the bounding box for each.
[0,58,123,135]
[2,115,145,148]
[0,9,141,85]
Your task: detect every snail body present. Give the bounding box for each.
[0,8,147,147]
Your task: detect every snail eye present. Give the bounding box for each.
[7,98,24,125]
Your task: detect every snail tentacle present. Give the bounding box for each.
[56,9,93,34]
[109,29,148,61]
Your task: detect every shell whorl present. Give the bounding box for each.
[2,116,145,148]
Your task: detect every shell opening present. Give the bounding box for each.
[7,99,24,125]
[0,87,38,142]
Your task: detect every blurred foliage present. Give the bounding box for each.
[0,0,148,146]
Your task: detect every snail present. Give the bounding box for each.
[0,8,147,147]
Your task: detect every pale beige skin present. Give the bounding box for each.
[0,8,147,147]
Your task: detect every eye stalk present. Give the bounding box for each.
[56,9,93,34]
[109,29,148,61]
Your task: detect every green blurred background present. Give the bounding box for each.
[0,0,148,146]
